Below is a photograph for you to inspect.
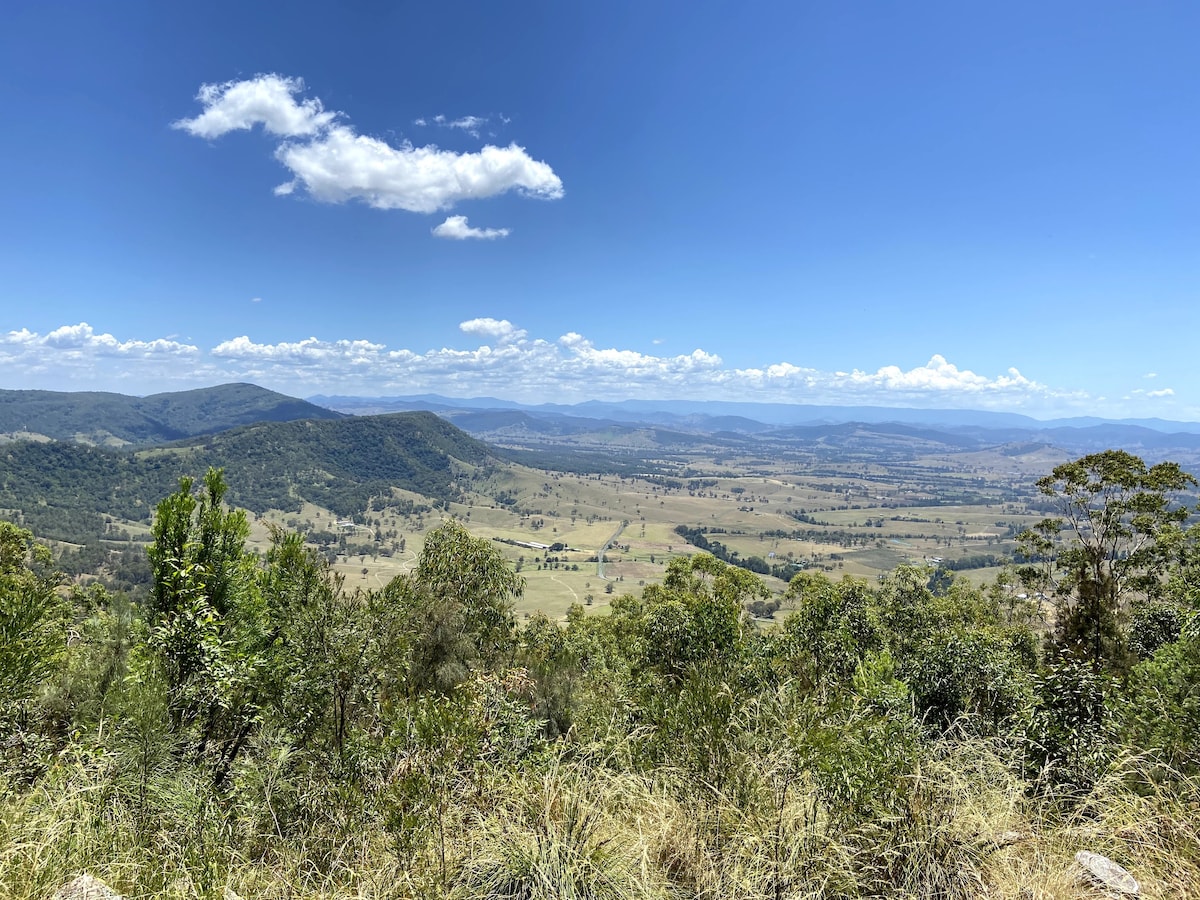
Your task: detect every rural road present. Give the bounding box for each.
[597,520,628,580]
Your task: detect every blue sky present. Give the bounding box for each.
[2,2,1198,419]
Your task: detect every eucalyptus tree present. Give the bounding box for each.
[398,519,524,695]
[1018,450,1197,670]
[780,572,877,691]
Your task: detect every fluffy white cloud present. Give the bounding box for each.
[6,321,1177,418]
[832,355,1038,395]
[434,216,511,240]
[175,75,562,222]
[557,333,723,382]
[172,74,335,139]
[459,318,527,343]
[3,323,198,357]
[213,335,384,365]
[275,129,561,212]
[0,324,205,390]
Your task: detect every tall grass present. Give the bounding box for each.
[4,732,1198,898]
[454,761,668,900]
[0,757,235,899]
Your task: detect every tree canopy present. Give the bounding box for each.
[1018,449,1197,669]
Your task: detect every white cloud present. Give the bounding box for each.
[5,322,1176,418]
[172,74,335,139]
[832,355,1038,395]
[459,318,527,343]
[176,76,562,222]
[275,129,561,212]
[421,115,490,138]
[449,116,486,137]
[0,324,205,391]
[434,216,511,240]
[207,335,1058,405]
[556,333,723,382]
[212,335,384,365]
[3,323,198,357]
[1127,386,1178,401]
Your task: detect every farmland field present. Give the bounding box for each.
[224,439,1077,619]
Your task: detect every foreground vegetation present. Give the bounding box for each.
[2,453,1199,898]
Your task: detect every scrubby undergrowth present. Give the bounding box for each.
[2,457,1199,898]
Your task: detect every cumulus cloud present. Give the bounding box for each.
[433,216,511,240]
[274,130,561,212]
[459,318,527,343]
[3,323,198,357]
[834,355,1038,395]
[175,75,562,224]
[172,74,335,139]
[0,324,205,390]
[6,321,1167,418]
[200,330,1072,410]
[556,333,723,383]
[212,335,384,365]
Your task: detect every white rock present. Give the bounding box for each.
[1075,850,1140,896]
[50,874,123,900]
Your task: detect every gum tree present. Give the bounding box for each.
[398,519,524,695]
[1018,450,1196,670]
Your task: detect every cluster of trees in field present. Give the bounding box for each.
[1,452,1199,898]
[937,552,1010,572]
[673,525,796,580]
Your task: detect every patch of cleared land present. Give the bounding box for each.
[196,442,1062,620]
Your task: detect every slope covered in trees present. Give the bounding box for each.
[1,457,1198,898]
[0,410,501,542]
[0,382,344,445]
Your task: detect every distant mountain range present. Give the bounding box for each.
[5,382,1200,459]
[5,382,1200,548]
[0,383,343,446]
[311,393,1200,455]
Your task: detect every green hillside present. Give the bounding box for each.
[168,410,499,515]
[0,411,501,542]
[0,382,343,445]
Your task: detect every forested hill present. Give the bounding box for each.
[174,411,498,513]
[0,382,343,445]
[0,411,501,543]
